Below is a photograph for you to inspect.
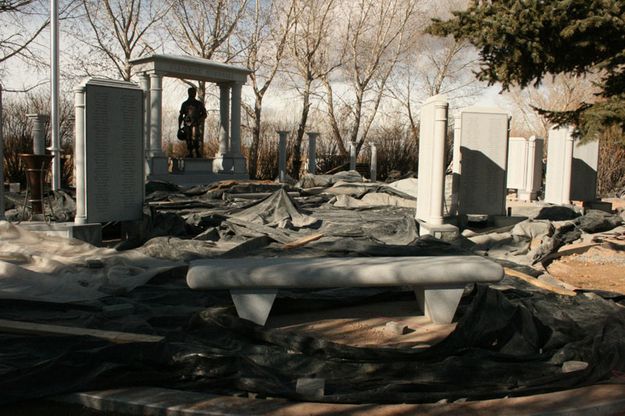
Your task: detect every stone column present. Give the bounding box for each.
[370,142,377,182]
[27,114,49,155]
[349,142,356,171]
[230,82,242,156]
[0,85,4,220]
[545,126,575,204]
[416,95,448,225]
[137,73,151,157]
[306,132,318,174]
[518,135,543,201]
[149,72,164,158]
[218,83,230,156]
[278,131,288,182]
[561,129,575,204]
[74,85,87,225]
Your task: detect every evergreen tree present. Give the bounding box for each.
[428,0,625,141]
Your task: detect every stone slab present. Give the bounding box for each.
[506,137,528,190]
[571,138,599,202]
[457,107,510,217]
[82,79,144,223]
[17,221,102,246]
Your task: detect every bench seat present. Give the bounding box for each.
[187,256,504,325]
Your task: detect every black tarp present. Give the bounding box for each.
[0,276,624,405]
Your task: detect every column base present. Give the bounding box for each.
[212,153,247,174]
[417,220,459,242]
[517,190,538,202]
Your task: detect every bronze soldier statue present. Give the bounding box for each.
[178,87,207,158]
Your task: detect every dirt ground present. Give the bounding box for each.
[547,244,625,294]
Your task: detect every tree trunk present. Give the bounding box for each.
[248,98,263,179]
[293,77,312,180]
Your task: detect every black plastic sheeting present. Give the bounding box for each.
[0,275,625,406]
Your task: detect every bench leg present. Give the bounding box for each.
[413,286,465,324]
[230,289,277,326]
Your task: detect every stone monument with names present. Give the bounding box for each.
[74,78,144,224]
[545,126,598,204]
[456,106,510,218]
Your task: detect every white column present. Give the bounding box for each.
[27,114,49,155]
[230,82,242,157]
[370,142,377,182]
[50,0,60,190]
[218,83,230,155]
[349,142,356,171]
[416,95,448,225]
[149,72,164,157]
[562,129,574,204]
[520,135,541,201]
[138,73,151,157]
[0,85,4,220]
[306,132,318,174]
[278,131,288,182]
[73,86,87,225]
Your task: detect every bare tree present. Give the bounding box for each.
[73,0,169,81]
[321,0,417,158]
[240,0,296,179]
[165,0,247,100]
[389,34,481,141]
[505,74,599,138]
[0,1,48,71]
[287,0,337,178]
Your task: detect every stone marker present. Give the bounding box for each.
[507,136,544,201]
[277,131,288,182]
[307,132,318,174]
[349,141,356,171]
[27,114,49,155]
[570,138,599,202]
[74,78,144,224]
[456,106,510,218]
[370,142,377,182]
[545,126,598,204]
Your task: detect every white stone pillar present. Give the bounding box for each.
[306,132,318,174]
[27,114,49,155]
[349,142,356,171]
[545,126,574,205]
[218,83,230,155]
[0,85,4,220]
[278,131,288,182]
[50,0,61,191]
[370,142,377,182]
[416,95,448,225]
[518,135,543,201]
[149,72,164,157]
[74,85,87,225]
[137,73,151,157]
[230,82,242,157]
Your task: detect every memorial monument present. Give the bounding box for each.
[130,54,251,185]
[454,106,510,223]
[544,126,599,205]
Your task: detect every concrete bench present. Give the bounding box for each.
[186,256,504,325]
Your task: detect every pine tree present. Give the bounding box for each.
[428,0,625,141]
